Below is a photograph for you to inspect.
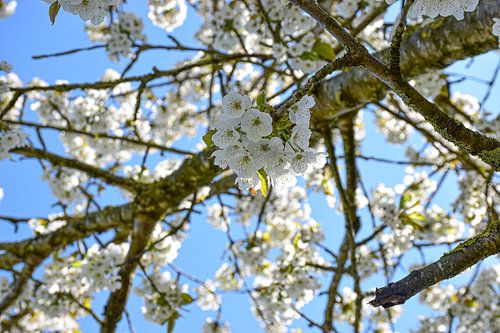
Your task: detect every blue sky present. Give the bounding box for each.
[0,1,498,332]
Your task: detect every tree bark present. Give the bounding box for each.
[312,0,500,120]
[369,220,500,308]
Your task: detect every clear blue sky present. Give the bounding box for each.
[0,1,498,332]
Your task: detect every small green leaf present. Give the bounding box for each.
[256,92,266,110]
[180,292,194,306]
[49,1,61,25]
[72,260,83,268]
[292,233,301,251]
[401,214,424,231]
[83,297,92,309]
[256,169,269,198]
[398,192,412,210]
[167,312,179,333]
[299,51,321,61]
[312,40,336,61]
[202,129,216,147]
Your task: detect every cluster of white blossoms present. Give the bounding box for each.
[386,0,479,20]
[140,224,183,269]
[416,264,500,332]
[0,229,184,332]
[42,168,88,204]
[0,61,12,94]
[494,18,500,42]
[203,317,231,333]
[135,271,190,324]
[336,286,403,331]
[207,203,230,231]
[370,168,466,263]
[208,187,326,331]
[80,243,130,293]
[210,91,325,192]
[107,12,146,61]
[0,0,16,19]
[148,0,187,32]
[1,273,80,333]
[86,12,146,61]
[0,60,12,73]
[195,280,221,311]
[196,0,327,74]
[30,244,128,321]
[45,0,121,25]
[28,213,67,235]
[0,72,22,120]
[455,170,499,232]
[0,126,28,160]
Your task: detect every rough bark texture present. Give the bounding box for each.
[312,0,500,120]
[369,220,500,308]
[0,150,220,270]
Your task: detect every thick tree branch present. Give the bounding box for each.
[312,0,500,119]
[292,0,500,169]
[369,220,500,308]
[12,146,141,191]
[101,217,158,333]
[0,150,222,270]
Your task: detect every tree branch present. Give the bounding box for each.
[369,220,500,308]
[12,146,141,192]
[312,0,500,119]
[292,0,500,169]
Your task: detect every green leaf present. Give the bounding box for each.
[49,1,61,25]
[180,293,194,306]
[299,51,321,61]
[202,129,216,148]
[401,213,424,231]
[398,192,412,210]
[312,40,336,61]
[83,297,91,309]
[72,260,83,268]
[256,169,269,198]
[256,92,266,110]
[167,312,179,333]
[292,233,301,251]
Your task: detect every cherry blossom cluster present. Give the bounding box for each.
[0,125,28,160]
[0,223,185,331]
[28,213,67,235]
[416,264,500,332]
[45,0,121,25]
[42,168,88,205]
[196,0,326,74]
[0,272,80,333]
[335,286,403,331]
[86,12,146,61]
[494,18,500,42]
[0,0,16,19]
[148,0,187,32]
[203,318,231,333]
[0,72,22,121]
[0,60,12,73]
[455,170,499,232]
[386,0,479,20]
[371,168,465,263]
[135,271,190,324]
[210,91,325,192]
[207,187,326,331]
[29,69,204,175]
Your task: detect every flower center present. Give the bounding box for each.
[252,118,262,126]
[231,101,242,110]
